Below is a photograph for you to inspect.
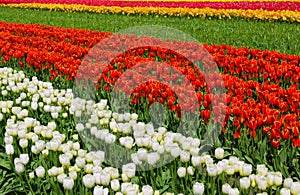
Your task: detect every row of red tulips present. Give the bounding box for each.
[0,21,299,148]
[1,0,300,11]
[1,22,299,87]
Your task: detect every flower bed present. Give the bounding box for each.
[1,1,300,22]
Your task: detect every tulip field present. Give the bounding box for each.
[0,0,299,195]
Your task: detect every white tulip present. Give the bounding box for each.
[214,148,224,160]
[147,152,160,165]
[4,136,13,144]
[239,177,250,189]
[15,162,25,173]
[100,172,110,186]
[93,186,109,195]
[187,166,195,176]
[180,150,190,163]
[177,167,186,178]
[170,146,181,158]
[59,154,70,167]
[256,176,268,190]
[111,179,120,191]
[19,154,29,165]
[83,174,95,188]
[190,147,200,156]
[29,171,35,179]
[240,163,252,176]
[63,177,74,190]
[35,166,45,178]
[131,153,142,165]
[122,163,136,178]
[207,164,218,177]
[193,182,204,195]
[274,172,283,186]
[222,183,231,194]
[284,178,294,189]
[256,164,268,176]
[228,188,239,195]
[225,165,235,176]
[5,144,14,155]
[57,173,67,183]
[290,182,300,194]
[280,188,291,195]
[191,156,201,167]
[137,148,147,161]
[140,185,153,195]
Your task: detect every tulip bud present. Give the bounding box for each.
[29,171,35,179]
[187,166,195,176]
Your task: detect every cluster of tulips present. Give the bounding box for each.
[1,66,300,194]
[0,22,299,150]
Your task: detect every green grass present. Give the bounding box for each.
[0,6,299,54]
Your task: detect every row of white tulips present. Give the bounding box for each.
[0,67,299,195]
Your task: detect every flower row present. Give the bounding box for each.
[1,22,299,87]
[2,0,300,11]
[1,3,299,22]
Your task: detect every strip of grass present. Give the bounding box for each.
[0,6,299,54]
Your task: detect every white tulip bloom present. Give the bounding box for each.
[239,177,251,189]
[100,172,110,186]
[177,167,186,178]
[57,173,67,183]
[19,154,29,165]
[256,164,268,176]
[228,188,239,195]
[280,188,290,195]
[5,144,14,155]
[214,148,224,160]
[63,177,74,190]
[240,163,252,176]
[191,156,201,167]
[290,182,300,194]
[137,148,148,161]
[35,166,45,178]
[122,163,136,178]
[83,174,95,188]
[207,164,218,177]
[284,178,293,188]
[222,183,231,194]
[193,182,204,195]
[180,150,190,163]
[111,179,120,191]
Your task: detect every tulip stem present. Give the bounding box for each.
[24,170,35,194]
